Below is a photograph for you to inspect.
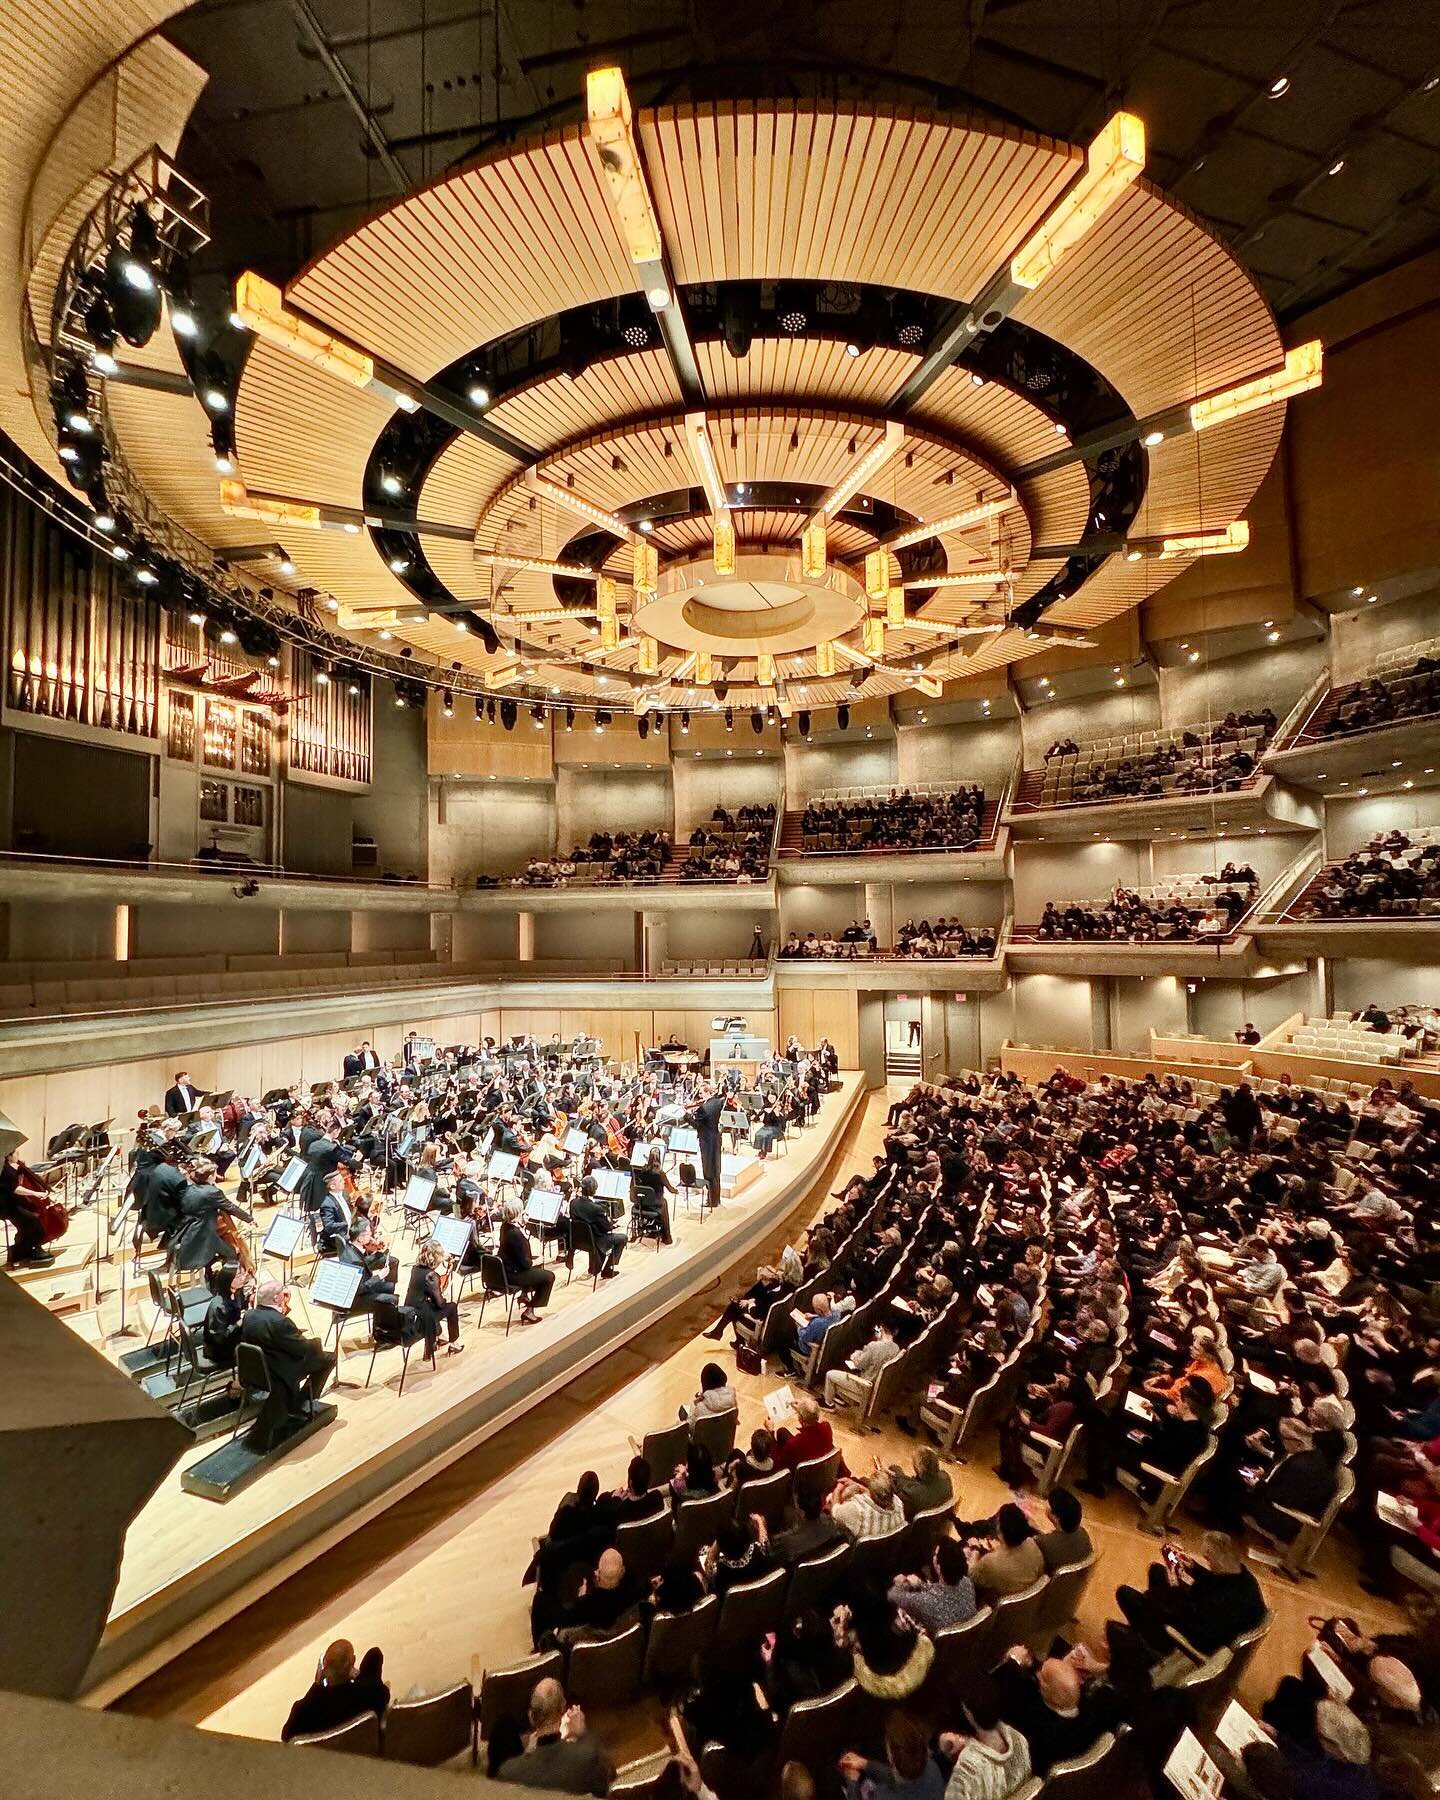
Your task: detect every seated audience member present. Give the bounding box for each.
[681,1361,737,1423]
[822,1320,901,1414]
[993,1647,1118,1775]
[496,1678,614,1795]
[1108,1530,1264,1677]
[770,1487,847,1565]
[838,1709,945,1800]
[1033,1488,1092,1572]
[832,1471,906,1541]
[936,1681,1032,1799]
[281,1639,389,1741]
[840,1590,934,1699]
[968,1503,1045,1599]
[890,1535,978,1632]
[239,1278,335,1449]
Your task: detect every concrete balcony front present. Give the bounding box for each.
[1251,914,1440,960]
[1263,715,1440,795]
[464,876,777,914]
[774,953,1008,994]
[775,842,1008,885]
[1003,774,1320,843]
[1006,933,1261,979]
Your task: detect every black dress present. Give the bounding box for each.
[404,1262,460,1353]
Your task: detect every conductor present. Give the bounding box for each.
[688,1082,726,1209]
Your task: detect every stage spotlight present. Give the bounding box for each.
[474,695,484,720]
[104,206,162,345]
[778,283,808,334]
[532,704,546,729]
[714,681,729,703]
[595,709,612,733]
[442,688,454,716]
[638,713,650,740]
[163,261,198,338]
[850,666,869,688]
[837,703,850,730]
[724,707,734,732]
[83,292,119,371]
[499,698,516,731]
[565,706,575,730]
[750,709,763,734]
[721,282,758,359]
[797,709,811,736]
[475,616,500,654]
[680,711,691,732]
[486,698,497,722]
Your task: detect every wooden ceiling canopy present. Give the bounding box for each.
[103,79,1306,709]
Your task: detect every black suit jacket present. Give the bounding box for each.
[342,1053,363,1079]
[240,1304,324,1414]
[164,1082,200,1116]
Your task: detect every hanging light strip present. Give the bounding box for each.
[712,514,736,576]
[812,420,906,520]
[476,549,599,579]
[526,467,638,542]
[232,272,374,386]
[684,411,730,514]
[586,67,670,310]
[1158,520,1250,560]
[1009,112,1146,290]
[1189,342,1323,431]
[898,567,1014,589]
[886,493,1014,551]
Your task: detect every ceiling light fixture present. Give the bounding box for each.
[1010,111,1146,289]
[812,420,905,520]
[1191,341,1323,430]
[1159,520,1250,560]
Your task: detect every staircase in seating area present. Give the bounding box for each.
[1291,682,1349,745]
[1010,769,1046,811]
[885,1043,922,1080]
[777,793,1002,856]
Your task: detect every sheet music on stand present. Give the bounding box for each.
[720,1110,749,1132]
[401,1170,436,1214]
[277,1155,306,1194]
[593,1167,632,1204]
[488,1150,520,1184]
[563,1129,588,1156]
[431,1215,472,1260]
[189,1126,223,1156]
[262,1213,307,1260]
[630,1138,664,1167]
[408,1037,437,1065]
[525,1189,564,1227]
[310,1258,364,1312]
[668,1126,700,1156]
[239,1139,268,1180]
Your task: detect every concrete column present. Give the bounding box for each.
[430,911,453,963]
[517,911,535,963]
[863,881,893,947]
[641,909,667,975]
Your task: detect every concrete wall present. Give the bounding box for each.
[1191,971,1321,1042]
[1162,638,1324,729]
[1012,838,1147,918]
[895,717,1018,791]
[555,765,671,851]
[278,910,351,955]
[1021,683,1159,758]
[779,882,866,937]
[784,736,897,802]
[11,733,151,861]
[532,907,636,966]
[1011,971,1098,1050]
[452,910,521,962]
[351,697,427,879]
[3,898,117,962]
[1329,957,1440,1013]
[1111,972,1188,1053]
[1330,589,1440,685]
[1323,787,1440,858]
[1151,833,1295,888]
[671,754,783,834]
[431,778,555,884]
[131,903,278,959]
[281,777,353,877]
[665,909,764,959]
[889,878,1007,929]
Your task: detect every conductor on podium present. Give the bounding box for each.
[688,1083,726,1209]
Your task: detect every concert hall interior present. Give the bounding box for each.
[2,4,1440,1797]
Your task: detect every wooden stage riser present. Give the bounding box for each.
[83,1076,866,1704]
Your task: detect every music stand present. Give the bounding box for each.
[309,1257,365,1385]
[276,1155,306,1196]
[261,1211,307,1288]
[261,1088,289,1106]
[592,1167,631,1207]
[238,1139,268,1182]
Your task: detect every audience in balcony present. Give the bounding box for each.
[1035,876,1257,942]
[683,826,770,882]
[1302,830,1440,919]
[1321,657,1440,737]
[799,785,986,852]
[515,830,672,886]
[1041,711,1276,807]
[778,919,995,960]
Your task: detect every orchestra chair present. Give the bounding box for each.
[905,1498,957,1572]
[792,1447,842,1512]
[699,1741,762,1800]
[690,1405,739,1461]
[1116,1434,1218,1535]
[1033,1729,1133,1799]
[137,1319,232,1414]
[365,1299,429,1394]
[288,1710,382,1755]
[566,1216,607,1291]
[611,1750,674,1800]
[228,1342,277,1442]
[613,1508,676,1585]
[848,1525,906,1586]
[1243,1464,1355,1580]
[630,1202,667,1253]
[477,1650,564,1750]
[734,1466,793,1532]
[716,1565,787,1654]
[476,1254,520,1336]
[381,1680,475,1767]
[674,1487,736,1560]
[783,1540,852,1618]
[565,1621,645,1712]
[1022,1419,1085,1497]
[642,1594,718,1692]
[640,1418,691,1476]
[1156,1645,1234,1732]
[676,1162,707,1219]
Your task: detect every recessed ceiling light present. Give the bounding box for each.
[467,384,489,407]
[638,519,653,533]
[844,342,861,357]
[389,556,408,573]
[1053,421,1068,436]
[278,557,296,575]
[379,629,392,640]
[1328,158,1345,176]
[1143,429,1164,447]
[1268,74,1290,98]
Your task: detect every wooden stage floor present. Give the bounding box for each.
[81,1075,867,1700]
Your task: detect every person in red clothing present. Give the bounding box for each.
[771,1393,838,1471]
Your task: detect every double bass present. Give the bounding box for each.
[12,1158,68,1244]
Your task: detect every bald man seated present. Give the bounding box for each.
[280,1638,389,1741]
[496,1678,614,1795]
[993,1647,1120,1775]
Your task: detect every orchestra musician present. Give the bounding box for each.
[632,1146,675,1245]
[404,1240,463,1358]
[164,1069,203,1116]
[165,1158,254,1276]
[499,1198,555,1324]
[239,1279,335,1449]
[339,1216,398,1303]
[0,1150,56,1269]
[569,1176,627,1278]
[343,1041,381,1078]
[688,1081,727,1208]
